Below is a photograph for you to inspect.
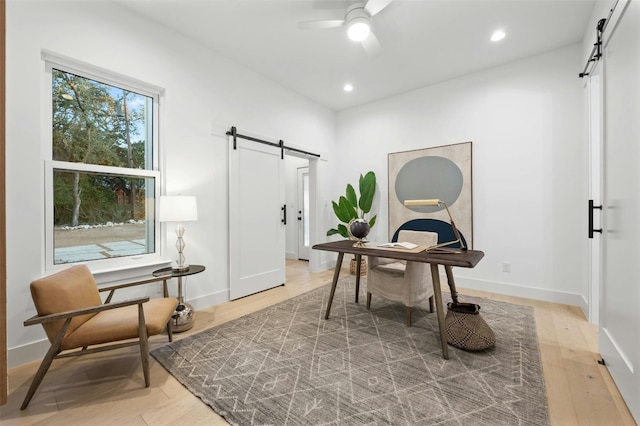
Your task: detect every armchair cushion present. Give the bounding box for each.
[61,298,179,350]
[30,265,103,343]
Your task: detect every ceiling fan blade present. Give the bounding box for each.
[362,31,382,57]
[298,19,345,30]
[364,0,393,16]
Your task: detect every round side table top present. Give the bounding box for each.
[152,264,205,278]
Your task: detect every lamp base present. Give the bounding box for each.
[172,302,195,333]
[172,264,190,272]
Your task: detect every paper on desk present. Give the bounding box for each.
[378,241,419,250]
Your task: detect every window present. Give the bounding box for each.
[44,53,162,270]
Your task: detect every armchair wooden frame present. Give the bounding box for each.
[21,273,175,410]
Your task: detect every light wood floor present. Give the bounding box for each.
[0,260,636,425]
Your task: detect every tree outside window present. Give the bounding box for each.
[50,68,158,265]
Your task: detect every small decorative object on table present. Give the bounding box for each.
[445,302,495,350]
[348,218,370,247]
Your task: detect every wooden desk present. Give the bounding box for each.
[312,240,484,359]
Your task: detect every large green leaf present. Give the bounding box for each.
[327,224,350,238]
[332,197,357,223]
[358,171,376,214]
[345,184,357,209]
[339,196,358,220]
[369,214,377,229]
[327,228,341,236]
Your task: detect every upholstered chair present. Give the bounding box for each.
[366,230,438,326]
[21,265,178,410]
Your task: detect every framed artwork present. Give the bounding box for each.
[388,142,473,249]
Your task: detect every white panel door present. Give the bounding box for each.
[588,71,602,324]
[601,0,640,421]
[229,138,285,299]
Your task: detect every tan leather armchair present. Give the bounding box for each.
[21,265,178,410]
[366,230,438,326]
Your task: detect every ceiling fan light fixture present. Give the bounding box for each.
[491,30,506,42]
[348,17,370,41]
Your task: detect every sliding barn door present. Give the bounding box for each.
[229,137,286,299]
[600,0,640,421]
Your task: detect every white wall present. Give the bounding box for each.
[5,0,336,367]
[334,45,588,307]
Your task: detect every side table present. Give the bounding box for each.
[153,264,205,332]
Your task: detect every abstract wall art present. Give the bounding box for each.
[388,142,473,249]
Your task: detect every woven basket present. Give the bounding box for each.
[445,302,495,351]
[349,257,367,276]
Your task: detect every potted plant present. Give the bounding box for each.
[327,171,377,275]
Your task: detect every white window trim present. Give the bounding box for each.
[42,52,167,275]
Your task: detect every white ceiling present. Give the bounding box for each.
[114,0,596,111]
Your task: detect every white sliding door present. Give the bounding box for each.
[229,137,285,299]
[600,0,640,421]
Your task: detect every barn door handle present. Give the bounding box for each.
[281,204,287,225]
[589,199,602,238]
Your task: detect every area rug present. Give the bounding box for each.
[151,276,549,425]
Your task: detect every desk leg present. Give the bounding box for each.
[430,264,449,359]
[325,252,344,320]
[354,254,362,303]
[444,265,459,304]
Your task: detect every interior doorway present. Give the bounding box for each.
[284,155,309,263]
[297,166,310,261]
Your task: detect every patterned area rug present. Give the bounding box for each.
[151,276,549,425]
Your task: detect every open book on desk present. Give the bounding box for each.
[377,242,419,250]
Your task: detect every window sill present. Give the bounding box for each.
[90,258,173,285]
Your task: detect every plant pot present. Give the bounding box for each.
[349,257,367,276]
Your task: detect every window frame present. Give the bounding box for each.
[42,51,165,273]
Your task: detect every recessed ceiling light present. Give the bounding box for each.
[491,30,506,42]
[343,83,354,92]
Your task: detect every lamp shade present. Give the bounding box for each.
[159,195,198,222]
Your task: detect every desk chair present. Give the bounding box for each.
[391,218,468,249]
[366,230,438,326]
[21,265,178,410]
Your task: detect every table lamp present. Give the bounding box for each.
[159,195,198,270]
[403,198,466,252]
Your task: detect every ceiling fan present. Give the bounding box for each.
[298,0,394,56]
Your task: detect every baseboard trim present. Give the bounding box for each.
[8,339,50,369]
[188,288,229,310]
[454,276,585,307]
